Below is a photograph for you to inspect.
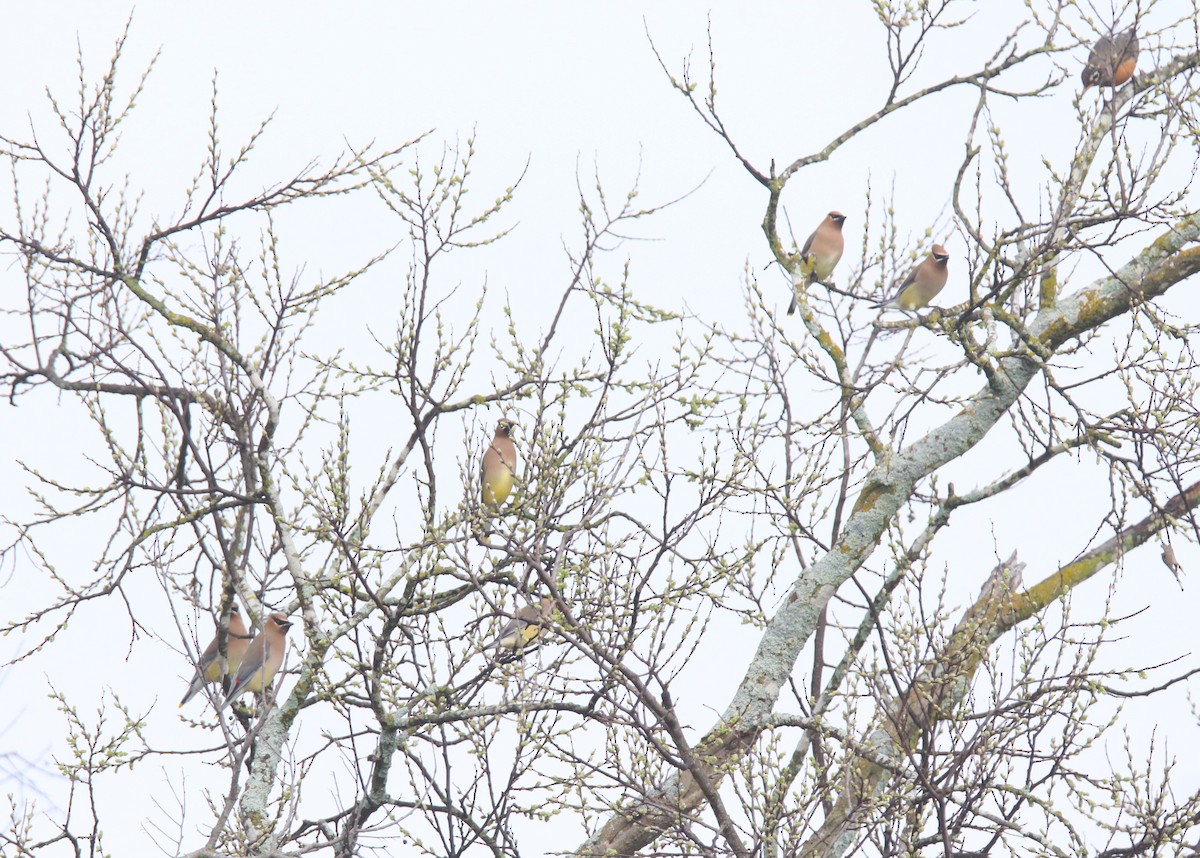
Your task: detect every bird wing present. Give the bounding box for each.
[180,625,249,705]
[491,604,547,650]
[888,265,919,302]
[1118,28,1138,58]
[179,654,215,706]
[491,614,526,649]
[800,227,816,257]
[231,635,266,693]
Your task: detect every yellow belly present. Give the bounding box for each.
[241,668,269,693]
[483,471,513,506]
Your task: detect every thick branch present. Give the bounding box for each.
[798,476,1200,858]
[575,214,1200,856]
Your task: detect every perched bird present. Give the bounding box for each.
[481,419,518,508]
[787,211,847,315]
[874,245,950,311]
[490,597,555,655]
[179,605,251,707]
[1161,542,1184,582]
[1081,27,1139,91]
[219,612,293,710]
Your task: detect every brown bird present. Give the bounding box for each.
[787,211,846,315]
[219,612,293,710]
[874,245,950,311]
[490,597,555,654]
[180,606,252,706]
[1081,27,1139,91]
[481,419,518,508]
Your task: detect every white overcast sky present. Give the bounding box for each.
[2,2,1197,855]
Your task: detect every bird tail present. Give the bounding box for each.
[787,270,814,316]
[179,679,202,707]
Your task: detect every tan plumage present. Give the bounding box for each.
[875,244,950,311]
[1082,27,1138,91]
[481,419,518,508]
[180,606,251,707]
[490,597,554,654]
[1161,543,1184,579]
[788,211,846,315]
[219,612,293,710]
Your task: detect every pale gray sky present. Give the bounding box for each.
[2,2,1196,855]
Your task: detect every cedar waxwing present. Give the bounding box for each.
[180,606,252,706]
[219,612,293,710]
[481,419,518,508]
[873,245,950,311]
[1161,543,1184,580]
[787,211,847,315]
[1081,27,1138,91]
[489,597,554,654]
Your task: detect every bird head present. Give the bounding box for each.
[267,613,293,633]
[931,245,950,265]
[828,211,847,228]
[495,418,516,437]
